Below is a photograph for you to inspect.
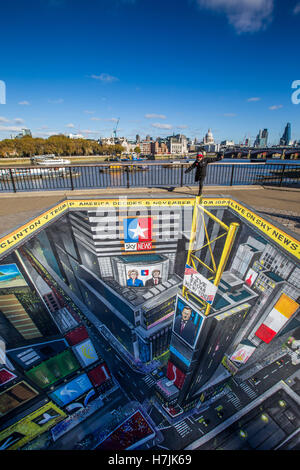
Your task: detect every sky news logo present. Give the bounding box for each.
[292,80,300,105]
[0,80,6,104]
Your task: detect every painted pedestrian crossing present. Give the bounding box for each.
[226,391,242,410]
[174,420,193,438]
[143,375,156,388]
[240,382,258,399]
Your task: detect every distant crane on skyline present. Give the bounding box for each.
[113,118,120,139]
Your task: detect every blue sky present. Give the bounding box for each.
[0,0,299,144]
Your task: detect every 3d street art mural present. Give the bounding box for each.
[0,196,299,450]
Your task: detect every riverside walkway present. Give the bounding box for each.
[0,185,299,236]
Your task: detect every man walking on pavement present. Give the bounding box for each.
[185,152,224,196]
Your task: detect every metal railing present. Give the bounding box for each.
[0,161,299,193]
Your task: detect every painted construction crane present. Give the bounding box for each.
[182,195,240,316]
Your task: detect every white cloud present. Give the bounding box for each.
[84,110,96,114]
[247,97,261,102]
[90,73,119,83]
[293,3,300,14]
[90,117,101,121]
[48,98,64,104]
[196,0,274,33]
[151,123,173,130]
[18,100,30,105]
[269,104,283,110]
[0,116,10,123]
[66,123,75,128]
[14,118,24,124]
[176,125,189,129]
[145,113,166,119]
[0,125,23,132]
[81,129,100,136]
[33,130,60,137]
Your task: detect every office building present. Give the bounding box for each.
[24,205,190,363]
[254,129,268,148]
[160,271,258,406]
[168,134,188,154]
[230,242,262,279]
[280,123,292,146]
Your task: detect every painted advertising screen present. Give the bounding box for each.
[166,361,186,389]
[183,264,217,304]
[255,294,299,344]
[73,339,98,367]
[0,264,27,289]
[7,339,68,370]
[0,401,66,450]
[125,264,163,288]
[0,381,38,418]
[221,356,239,376]
[244,268,258,287]
[64,388,97,413]
[172,296,204,349]
[0,368,17,386]
[25,349,80,389]
[87,363,111,388]
[49,373,93,407]
[65,325,89,346]
[230,343,256,364]
[95,410,155,450]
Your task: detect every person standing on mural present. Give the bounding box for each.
[185,152,224,196]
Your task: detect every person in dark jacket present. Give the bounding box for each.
[185,152,223,195]
[145,269,162,287]
[173,306,198,346]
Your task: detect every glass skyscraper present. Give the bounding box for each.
[280,122,291,146]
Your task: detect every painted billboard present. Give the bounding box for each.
[87,363,111,388]
[49,373,93,407]
[166,361,186,389]
[51,396,104,442]
[0,368,17,386]
[230,343,256,364]
[244,268,259,287]
[0,381,39,418]
[25,349,80,389]
[173,296,204,349]
[65,326,89,346]
[0,401,66,450]
[73,339,98,367]
[255,294,299,344]
[183,264,217,304]
[125,265,163,287]
[0,264,27,289]
[95,410,155,450]
[7,339,68,370]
